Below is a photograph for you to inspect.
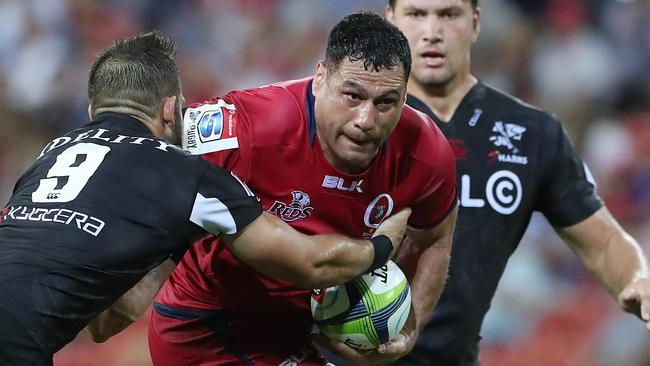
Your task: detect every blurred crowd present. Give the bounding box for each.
[0,0,648,365]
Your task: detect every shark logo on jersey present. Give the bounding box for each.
[268,191,314,222]
[488,122,528,164]
[489,122,526,154]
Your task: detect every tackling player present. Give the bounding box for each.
[372,0,650,365]
[0,31,411,366]
[148,11,458,366]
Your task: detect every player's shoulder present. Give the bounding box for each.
[393,104,451,163]
[182,78,311,155]
[481,83,561,126]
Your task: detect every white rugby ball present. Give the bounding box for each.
[311,260,411,350]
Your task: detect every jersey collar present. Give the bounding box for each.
[87,112,154,136]
[305,80,317,146]
[406,81,485,127]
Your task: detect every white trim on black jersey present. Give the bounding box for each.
[190,192,239,235]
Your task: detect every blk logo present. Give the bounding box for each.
[322,175,363,193]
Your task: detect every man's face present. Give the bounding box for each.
[387,0,479,89]
[312,58,406,174]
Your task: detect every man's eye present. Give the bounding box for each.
[377,99,395,106]
[406,11,426,18]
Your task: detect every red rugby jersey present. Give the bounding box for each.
[156,78,456,323]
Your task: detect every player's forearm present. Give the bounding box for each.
[301,234,378,287]
[585,231,648,298]
[84,259,176,342]
[228,210,409,289]
[240,232,379,289]
[560,208,649,298]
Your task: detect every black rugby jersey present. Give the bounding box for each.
[397,82,603,365]
[0,113,261,355]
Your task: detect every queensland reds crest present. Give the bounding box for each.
[268,191,314,222]
[364,194,394,229]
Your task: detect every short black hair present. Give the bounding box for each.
[325,11,411,80]
[88,31,180,118]
[388,0,479,10]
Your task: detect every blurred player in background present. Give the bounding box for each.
[0,30,411,366]
[148,11,458,365]
[370,0,649,365]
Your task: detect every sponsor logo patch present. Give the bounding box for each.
[183,100,238,154]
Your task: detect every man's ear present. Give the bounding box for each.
[87,105,93,120]
[472,7,481,43]
[162,96,177,127]
[312,61,327,95]
[385,4,395,23]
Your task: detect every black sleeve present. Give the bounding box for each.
[538,118,603,227]
[188,161,263,236]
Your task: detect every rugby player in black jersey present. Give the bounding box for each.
[0,31,410,365]
[339,1,650,365]
[319,1,650,365]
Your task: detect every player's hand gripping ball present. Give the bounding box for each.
[311,260,411,350]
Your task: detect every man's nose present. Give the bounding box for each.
[353,103,377,131]
[422,15,442,43]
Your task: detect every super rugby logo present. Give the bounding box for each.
[268,191,314,222]
[182,100,238,153]
[364,194,394,229]
[198,109,224,143]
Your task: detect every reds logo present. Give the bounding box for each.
[363,194,394,229]
[268,191,314,222]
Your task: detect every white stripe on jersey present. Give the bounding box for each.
[230,172,255,197]
[190,192,238,235]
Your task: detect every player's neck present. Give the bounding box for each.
[93,107,164,138]
[408,74,477,123]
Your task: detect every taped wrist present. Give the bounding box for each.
[368,235,393,271]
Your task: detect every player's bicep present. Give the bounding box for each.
[539,122,602,226]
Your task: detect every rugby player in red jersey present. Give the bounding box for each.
[148,12,458,365]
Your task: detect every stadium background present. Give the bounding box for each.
[0,0,648,365]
